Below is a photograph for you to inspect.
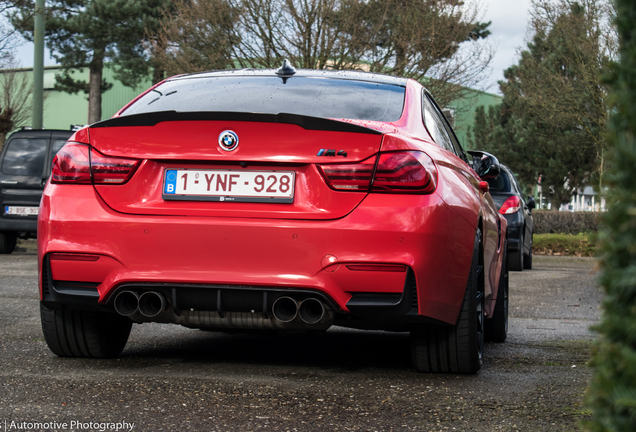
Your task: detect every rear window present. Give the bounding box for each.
[121,76,406,122]
[1,138,47,176]
[487,169,512,193]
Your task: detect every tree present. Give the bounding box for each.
[148,0,493,107]
[470,0,613,209]
[584,0,636,429]
[9,0,170,123]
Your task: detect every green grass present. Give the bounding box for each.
[533,233,597,257]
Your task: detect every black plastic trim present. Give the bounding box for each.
[346,269,419,317]
[90,111,383,135]
[40,255,103,311]
[106,282,345,314]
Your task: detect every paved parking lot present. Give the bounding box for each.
[0,242,602,431]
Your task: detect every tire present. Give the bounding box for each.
[508,234,523,271]
[40,303,132,358]
[411,229,485,374]
[0,232,17,254]
[486,241,508,343]
[523,241,533,270]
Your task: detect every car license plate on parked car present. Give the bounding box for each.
[162,169,295,203]
[4,206,39,216]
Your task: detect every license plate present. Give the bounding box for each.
[4,206,39,216]
[162,169,295,203]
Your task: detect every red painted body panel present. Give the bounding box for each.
[94,160,367,220]
[38,183,475,324]
[87,121,381,163]
[38,74,508,328]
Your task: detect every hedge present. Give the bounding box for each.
[532,210,599,234]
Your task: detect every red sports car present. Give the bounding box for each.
[38,64,508,374]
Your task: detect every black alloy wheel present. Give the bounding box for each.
[411,229,485,374]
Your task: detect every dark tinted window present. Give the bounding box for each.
[51,139,67,159]
[422,94,454,153]
[122,76,406,122]
[487,169,512,192]
[1,139,47,176]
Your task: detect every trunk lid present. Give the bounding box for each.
[88,117,383,220]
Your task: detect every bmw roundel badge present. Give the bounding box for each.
[218,130,239,151]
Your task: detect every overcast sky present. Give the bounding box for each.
[14,0,533,95]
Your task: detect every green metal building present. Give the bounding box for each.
[7,65,502,150]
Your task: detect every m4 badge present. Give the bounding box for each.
[317,149,348,157]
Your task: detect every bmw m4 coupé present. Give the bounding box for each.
[39,63,508,373]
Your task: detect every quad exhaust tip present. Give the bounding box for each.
[299,298,325,325]
[138,291,167,318]
[114,290,167,318]
[272,296,299,323]
[113,291,139,317]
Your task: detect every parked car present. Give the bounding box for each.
[0,129,73,253]
[487,165,535,271]
[38,64,508,374]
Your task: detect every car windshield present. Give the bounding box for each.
[121,76,406,122]
[487,169,512,192]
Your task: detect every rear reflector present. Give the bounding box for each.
[52,143,140,185]
[346,264,407,272]
[499,196,521,214]
[50,253,101,262]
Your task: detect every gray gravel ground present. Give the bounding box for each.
[0,241,602,432]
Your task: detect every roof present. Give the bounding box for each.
[168,68,410,87]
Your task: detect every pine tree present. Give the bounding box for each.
[470,0,610,209]
[10,0,169,123]
[584,0,636,429]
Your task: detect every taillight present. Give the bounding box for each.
[499,196,521,214]
[371,151,437,193]
[318,151,437,194]
[51,143,140,185]
[91,149,141,184]
[317,155,377,191]
[51,143,91,184]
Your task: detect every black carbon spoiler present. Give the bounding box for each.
[90,111,383,135]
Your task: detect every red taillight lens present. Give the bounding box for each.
[317,155,377,191]
[371,151,437,193]
[499,195,521,214]
[51,143,92,184]
[318,151,437,194]
[90,148,140,184]
[51,143,140,185]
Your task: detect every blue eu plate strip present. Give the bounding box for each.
[164,170,177,194]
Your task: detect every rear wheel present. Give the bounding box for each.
[523,238,533,270]
[486,241,508,343]
[40,303,132,358]
[508,233,524,271]
[0,232,17,254]
[411,229,484,374]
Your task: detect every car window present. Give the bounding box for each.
[422,93,455,153]
[1,138,48,176]
[51,139,67,159]
[487,169,512,192]
[122,76,406,122]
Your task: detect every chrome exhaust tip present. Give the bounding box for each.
[113,291,139,316]
[298,298,325,325]
[138,291,167,318]
[272,296,299,323]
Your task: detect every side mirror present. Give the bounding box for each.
[527,196,536,210]
[467,150,501,180]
